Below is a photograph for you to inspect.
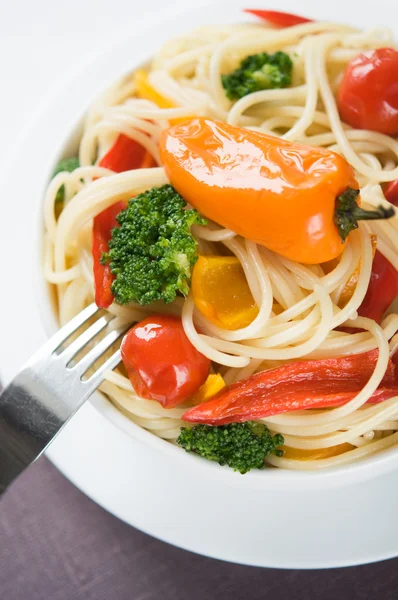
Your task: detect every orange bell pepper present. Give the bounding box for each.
[160,118,394,264]
[192,255,259,329]
[191,373,226,404]
[134,70,191,126]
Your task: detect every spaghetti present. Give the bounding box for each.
[43,17,398,470]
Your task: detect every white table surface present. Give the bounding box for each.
[0,0,168,166]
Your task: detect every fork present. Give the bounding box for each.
[0,303,131,495]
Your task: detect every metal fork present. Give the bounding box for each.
[0,303,131,494]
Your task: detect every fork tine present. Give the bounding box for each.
[31,303,101,361]
[60,314,111,364]
[82,348,122,393]
[51,303,100,348]
[72,322,130,378]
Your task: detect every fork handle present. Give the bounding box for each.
[0,302,124,495]
[0,374,66,495]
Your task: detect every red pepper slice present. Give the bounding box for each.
[358,251,398,323]
[383,179,398,207]
[93,134,156,308]
[92,201,127,309]
[98,134,155,172]
[244,9,312,27]
[121,315,211,407]
[182,350,398,425]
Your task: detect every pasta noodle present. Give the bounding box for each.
[43,18,398,471]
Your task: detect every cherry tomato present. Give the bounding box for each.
[338,48,398,135]
[121,315,211,407]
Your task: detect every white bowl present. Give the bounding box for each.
[2,0,398,568]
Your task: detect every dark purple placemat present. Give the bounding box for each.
[0,458,397,600]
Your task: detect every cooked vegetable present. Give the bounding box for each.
[182,350,398,425]
[134,70,175,109]
[92,135,156,308]
[221,51,293,100]
[358,251,398,322]
[103,184,206,305]
[319,240,396,326]
[282,444,353,461]
[328,234,377,309]
[121,315,210,407]
[191,255,258,329]
[52,156,80,203]
[191,374,226,405]
[134,70,190,125]
[93,201,127,309]
[334,188,393,243]
[338,48,398,135]
[160,118,394,264]
[98,133,155,172]
[244,9,312,27]
[384,179,398,206]
[177,422,284,473]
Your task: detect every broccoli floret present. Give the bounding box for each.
[177,422,284,474]
[103,184,206,305]
[52,156,80,203]
[221,51,293,100]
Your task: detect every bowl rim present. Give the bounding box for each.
[30,1,398,492]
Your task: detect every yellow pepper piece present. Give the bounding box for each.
[323,234,377,308]
[134,70,175,109]
[192,255,259,330]
[134,70,191,125]
[192,374,226,405]
[282,443,353,461]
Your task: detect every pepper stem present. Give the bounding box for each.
[335,187,395,242]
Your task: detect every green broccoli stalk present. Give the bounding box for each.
[221,51,293,100]
[52,156,80,203]
[177,422,284,474]
[103,184,206,305]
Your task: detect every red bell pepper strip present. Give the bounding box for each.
[358,251,398,323]
[93,135,156,308]
[182,350,398,425]
[92,201,127,308]
[121,315,211,407]
[244,9,312,27]
[383,179,398,207]
[98,133,155,172]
